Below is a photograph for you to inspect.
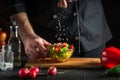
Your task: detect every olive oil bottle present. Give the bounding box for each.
[8,19,21,68]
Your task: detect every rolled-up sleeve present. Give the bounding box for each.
[5,0,26,18]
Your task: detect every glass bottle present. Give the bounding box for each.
[8,19,21,68]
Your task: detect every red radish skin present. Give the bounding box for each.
[47,66,57,75]
[29,71,37,79]
[29,67,40,73]
[18,68,30,78]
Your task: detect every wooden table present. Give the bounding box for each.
[0,57,120,80]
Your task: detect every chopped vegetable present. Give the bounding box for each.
[48,42,74,62]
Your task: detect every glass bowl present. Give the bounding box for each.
[48,42,74,63]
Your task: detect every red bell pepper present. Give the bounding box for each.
[101,46,120,69]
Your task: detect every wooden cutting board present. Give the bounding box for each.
[25,58,103,69]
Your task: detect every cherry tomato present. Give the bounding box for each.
[62,43,67,47]
[69,44,74,49]
[18,68,30,78]
[55,46,60,52]
[47,66,57,75]
[29,66,40,73]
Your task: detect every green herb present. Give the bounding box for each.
[105,64,120,76]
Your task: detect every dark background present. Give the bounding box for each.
[102,0,120,48]
[0,0,120,48]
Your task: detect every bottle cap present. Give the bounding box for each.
[11,19,16,26]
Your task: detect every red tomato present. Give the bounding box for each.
[62,43,67,47]
[18,68,30,78]
[0,29,7,51]
[29,71,37,79]
[29,66,40,73]
[47,66,57,75]
[69,44,74,49]
[55,46,60,52]
[0,30,7,41]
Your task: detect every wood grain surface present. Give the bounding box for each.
[25,58,103,69]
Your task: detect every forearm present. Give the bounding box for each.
[10,12,36,43]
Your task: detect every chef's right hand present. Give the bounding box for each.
[23,34,51,60]
[57,0,74,8]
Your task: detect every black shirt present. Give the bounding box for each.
[5,0,112,54]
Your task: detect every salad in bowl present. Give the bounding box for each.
[48,42,74,62]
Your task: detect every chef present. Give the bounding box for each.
[4,0,112,59]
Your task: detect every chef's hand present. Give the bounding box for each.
[23,34,51,60]
[57,0,74,8]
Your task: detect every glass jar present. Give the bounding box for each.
[0,45,14,70]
